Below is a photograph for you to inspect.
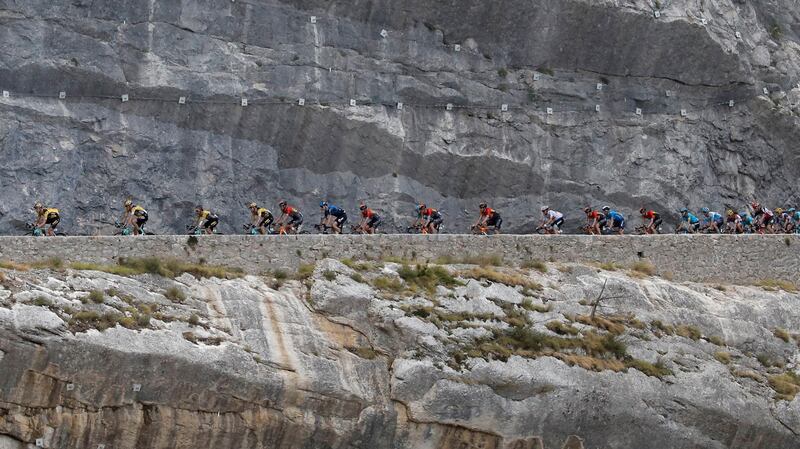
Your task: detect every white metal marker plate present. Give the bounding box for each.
[349,99,356,107]
[595,105,601,112]
[298,98,305,106]
[546,107,553,115]
[178,96,186,104]
[310,16,317,24]
[454,44,461,52]
[635,108,642,116]
[446,103,453,111]
[59,91,66,99]
[380,29,388,38]
[396,102,403,110]
[121,94,129,102]
[680,109,687,117]
[501,104,508,112]
[132,384,141,392]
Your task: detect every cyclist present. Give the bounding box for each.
[277,200,303,234]
[417,204,444,234]
[602,206,625,235]
[33,202,60,236]
[474,202,502,234]
[320,201,347,234]
[775,208,792,233]
[750,202,774,234]
[740,212,755,233]
[538,206,564,234]
[583,207,605,235]
[358,203,382,234]
[725,210,743,234]
[678,208,700,233]
[121,199,148,235]
[639,207,662,234]
[699,207,723,233]
[194,205,219,235]
[248,203,273,235]
[788,208,799,234]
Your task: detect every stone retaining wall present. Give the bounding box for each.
[0,235,797,284]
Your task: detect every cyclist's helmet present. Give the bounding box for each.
[34,202,43,209]
[639,207,646,215]
[726,209,735,215]
[541,206,549,212]
[601,206,610,212]
[700,207,710,213]
[418,204,426,210]
[788,208,797,213]
[750,202,760,210]
[359,204,367,211]
[319,201,327,208]
[248,202,257,208]
[775,207,784,214]
[124,199,133,207]
[278,200,287,207]
[479,202,487,209]
[680,208,688,213]
[195,205,204,212]
[583,207,591,214]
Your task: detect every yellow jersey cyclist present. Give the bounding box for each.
[33,202,60,236]
[193,205,219,235]
[121,199,148,235]
[248,202,273,234]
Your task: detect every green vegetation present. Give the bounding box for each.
[188,314,200,326]
[0,260,31,271]
[675,324,702,340]
[522,260,547,273]
[757,353,784,369]
[347,346,379,360]
[372,276,403,292]
[650,320,675,336]
[105,288,119,297]
[295,263,315,280]
[70,257,244,279]
[497,68,508,78]
[398,264,461,293]
[774,328,790,343]
[625,359,672,378]
[520,298,551,313]
[714,351,731,364]
[545,321,579,336]
[462,267,541,290]
[350,273,365,283]
[164,287,186,303]
[597,262,620,271]
[536,66,554,76]
[768,372,800,401]
[769,23,783,40]
[33,296,52,307]
[706,335,726,346]
[87,290,105,304]
[755,279,797,292]
[323,270,337,281]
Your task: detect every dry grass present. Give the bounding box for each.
[555,354,626,372]
[462,267,541,290]
[522,260,548,273]
[650,320,675,336]
[597,262,620,271]
[705,335,726,346]
[630,261,656,276]
[372,276,403,292]
[714,351,732,364]
[774,328,791,343]
[755,279,797,292]
[575,315,625,335]
[0,260,31,271]
[545,321,579,336]
[520,298,551,313]
[675,325,702,341]
[768,372,800,401]
[398,264,461,294]
[71,258,244,279]
[87,290,105,304]
[295,263,315,280]
[164,286,186,302]
[734,369,764,383]
[625,359,672,378]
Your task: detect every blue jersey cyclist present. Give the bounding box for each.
[601,206,625,235]
[319,201,347,234]
[699,207,723,233]
[679,208,700,233]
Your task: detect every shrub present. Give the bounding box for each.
[136,314,151,327]
[188,314,200,326]
[462,267,541,290]
[757,353,784,368]
[675,325,702,340]
[183,331,198,343]
[520,298,551,313]
[625,359,672,378]
[630,261,655,276]
[33,296,52,307]
[756,279,797,292]
[774,328,791,343]
[87,290,105,304]
[522,260,547,273]
[118,316,137,329]
[295,263,315,280]
[650,320,675,335]
[323,270,337,281]
[497,68,508,78]
[545,321,579,336]
[575,315,625,335]
[350,273,365,283]
[273,269,288,280]
[706,335,726,346]
[768,372,800,401]
[372,276,403,292]
[398,264,461,293]
[164,287,186,303]
[105,288,119,297]
[597,262,619,271]
[714,351,731,364]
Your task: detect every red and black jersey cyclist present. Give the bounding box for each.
[277,200,303,233]
[417,204,443,234]
[473,202,502,234]
[639,208,662,234]
[583,207,605,235]
[358,203,382,234]
[750,202,774,234]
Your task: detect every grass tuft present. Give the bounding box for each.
[87,290,105,304]
[768,372,800,401]
[164,286,186,303]
[630,261,655,276]
[322,270,337,281]
[462,267,541,290]
[774,328,791,343]
[295,263,315,280]
[545,321,579,336]
[522,260,547,273]
[398,264,461,293]
[625,359,672,378]
[755,279,797,292]
[675,325,702,340]
[714,351,731,364]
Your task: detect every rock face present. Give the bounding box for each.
[0,0,799,234]
[1,258,799,448]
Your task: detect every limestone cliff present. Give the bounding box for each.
[1,256,798,448]
[0,0,799,234]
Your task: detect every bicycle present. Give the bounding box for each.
[186,225,223,235]
[115,221,154,236]
[26,222,67,237]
